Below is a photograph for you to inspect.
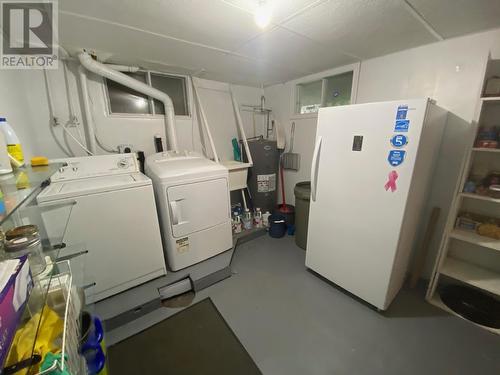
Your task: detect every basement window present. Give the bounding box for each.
[295,71,354,114]
[105,71,189,116]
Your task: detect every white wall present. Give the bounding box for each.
[0,62,263,161]
[265,28,500,277]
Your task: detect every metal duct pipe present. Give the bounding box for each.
[78,52,179,152]
[104,63,140,72]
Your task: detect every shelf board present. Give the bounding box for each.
[481,96,500,102]
[460,192,500,204]
[428,294,500,335]
[440,257,500,296]
[449,229,500,251]
[471,147,500,153]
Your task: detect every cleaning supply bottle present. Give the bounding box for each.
[254,208,263,228]
[242,208,253,230]
[0,189,6,220]
[262,211,271,228]
[0,130,12,174]
[0,118,24,166]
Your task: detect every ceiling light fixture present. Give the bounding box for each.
[254,0,272,29]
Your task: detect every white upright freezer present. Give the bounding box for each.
[305,98,447,310]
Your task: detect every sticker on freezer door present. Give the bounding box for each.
[385,171,398,192]
[396,105,408,120]
[390,134,408,148]
[257,174,276,192]
[388,150,406,166]
[176,237,189,253]
[394,120,410,132]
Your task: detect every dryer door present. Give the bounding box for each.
[167,178,230,238]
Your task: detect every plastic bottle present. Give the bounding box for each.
[242,208,253,230]
[262,211,271,228]
[0,130,12,174]
[0,189,5,219]
[254,208,263,228]
[0,118,24,166]
[232,212,242,234]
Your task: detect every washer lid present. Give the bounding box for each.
[37,173,151,202]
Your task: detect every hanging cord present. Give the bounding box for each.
[61,121,94,155]
[87,87,118,153]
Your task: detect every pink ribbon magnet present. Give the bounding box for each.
[385,170,398,192]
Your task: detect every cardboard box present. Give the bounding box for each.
[0,256,33,368]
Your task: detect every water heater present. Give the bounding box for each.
[243,138,280,213]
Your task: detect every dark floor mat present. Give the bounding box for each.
[107,298,262,375]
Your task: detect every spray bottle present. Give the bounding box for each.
[0,118,24,166]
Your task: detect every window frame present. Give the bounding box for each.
[290,62,360,119]
[103,69,192,120]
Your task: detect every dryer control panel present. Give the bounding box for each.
[50,154,139,182]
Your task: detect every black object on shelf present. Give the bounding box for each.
[154,136,164,153]
[137,151,145,173]
[440,285,500,329]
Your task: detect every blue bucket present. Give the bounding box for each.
[269,214,286,238]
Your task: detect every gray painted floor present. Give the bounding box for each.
[193,235,500,375]
[108,235,500,374]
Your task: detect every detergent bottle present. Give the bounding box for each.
[0,130,12,174]
[0,118,24,166]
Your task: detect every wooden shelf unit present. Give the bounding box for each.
[426,56,500,335]
[471,147,500,153]
[449,229,500,252]
[460,192,500,204]
[441,257,500,295]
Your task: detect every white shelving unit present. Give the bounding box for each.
[427,55,500,334]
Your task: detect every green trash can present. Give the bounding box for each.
[294,181,311,250]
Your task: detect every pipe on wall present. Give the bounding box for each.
[78,52,179,152]
[230,87,253,166]
[78,65,98,154]
[191,78,219,163]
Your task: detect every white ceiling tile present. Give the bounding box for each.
[284,0,437,59]
[61,0,262,51]
[59,0,500,86]
[60,13,295,86]
[236,26,357,75]
[221,0,324,24]
[408,0,500,38]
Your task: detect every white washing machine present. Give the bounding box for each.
[146,151,232,271]
[37,154,166,303]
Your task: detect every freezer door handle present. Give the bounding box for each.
[311,136,322,202]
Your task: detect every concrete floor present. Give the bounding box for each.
[192,235,500,375]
